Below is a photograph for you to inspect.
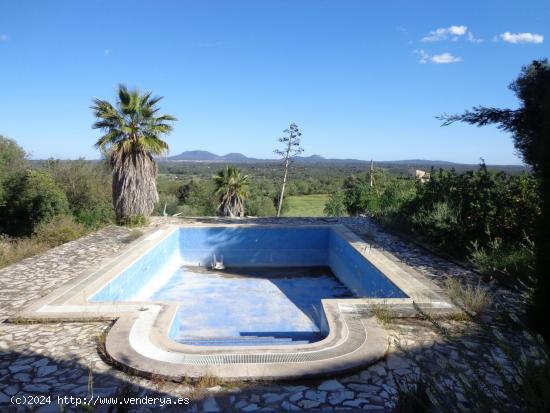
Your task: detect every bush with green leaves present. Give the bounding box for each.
[0,170,69,236]
[339,164,539,286]
[34,214,87,246]
[153,193,180,216]
[246,194,277,216]
[468,237,535,287]
[342,170,416,218]
[324,191,347,216]
[44,159,114,228]
[0,135,28,208]
[402,164,540,264]
[178,178,217,216]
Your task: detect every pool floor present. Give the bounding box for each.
[134,266,353,346]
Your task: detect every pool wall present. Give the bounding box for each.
[91,226,407,302]
[91,230,181,302]
[179,227,329,267]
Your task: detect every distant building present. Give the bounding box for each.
[415,169,430,182]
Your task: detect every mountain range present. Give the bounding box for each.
[163,150,515,168]
[165,150,458,165]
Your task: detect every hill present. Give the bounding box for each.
[163,150,527,172]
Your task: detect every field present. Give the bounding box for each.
[283,194,329,217]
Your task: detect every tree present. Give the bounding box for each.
[178,178,218,216]
[342,174,380,216]
[0,170,69,236]
[213,166,249,217]
[439,59,550,342]
[324,191,346,216]
[45,159,114,228]
[247,194,277,216]
[91,85,176,223]
[274,123,304,217]
[0,136,27,208]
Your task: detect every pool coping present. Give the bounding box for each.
[13,223,459,380]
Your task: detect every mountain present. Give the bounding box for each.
[166,151,259,162]
[167,150,223,161]
[163,150,526,170]
[165,151,367,164]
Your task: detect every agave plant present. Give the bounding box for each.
[213,166,249,217]
[91,85,176,223]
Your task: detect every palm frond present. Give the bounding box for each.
[91,84,176,158]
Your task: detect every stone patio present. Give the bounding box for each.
[0,217,515,412]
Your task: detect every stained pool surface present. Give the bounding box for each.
[153,267,350,345]
[91,227,407,346]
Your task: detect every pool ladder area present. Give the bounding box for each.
[210,254,225,270]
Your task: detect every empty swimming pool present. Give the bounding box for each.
[91,226,407,346]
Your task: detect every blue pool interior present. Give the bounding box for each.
[91,227,407,346]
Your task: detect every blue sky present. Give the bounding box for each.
[1,1,549,164]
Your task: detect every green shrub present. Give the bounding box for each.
[343,174,379,215]
[0,170,69,236]
[34,214,87,246]
[342,171,416,218]
[117,214,148,227]
[45,159,114,228]
[75,204,114,229]
[153,193,179,216]
[409,201,460,248]
[178,178,217,216]
[444,278,492,316]
[0,136,28,208]
[324,191,346,216]
[246,195,277,216]
[402,164,540,257]
[468,237,536,285]
[124,229,144,243]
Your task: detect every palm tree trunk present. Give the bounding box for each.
[112,152,159,221]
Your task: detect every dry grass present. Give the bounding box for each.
[0,235,49,269]
[445,278,492,316]
[370,303,397,326]
[0,214,88,269]
[34,214,87,245]
[124,229,145,243]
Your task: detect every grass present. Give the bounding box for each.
[0,236,49,269]
[124,229,144,243]
[370,302,397,326]
[445,278,492,316]
[0,214,89,269]
[283,194,329,217]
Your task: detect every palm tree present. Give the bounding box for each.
[213,166,249,217]
[91,85,176,223]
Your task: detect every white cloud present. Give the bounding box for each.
[431,53,462,64]
[0,34,8,42]
[413,49,462,64]
[422,25,467,42]
[413,49,430,64]
[499,32,544,44]
[422,25,483,43]
[467,31,484,43]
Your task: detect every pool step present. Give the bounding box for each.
[178,335,315,347]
